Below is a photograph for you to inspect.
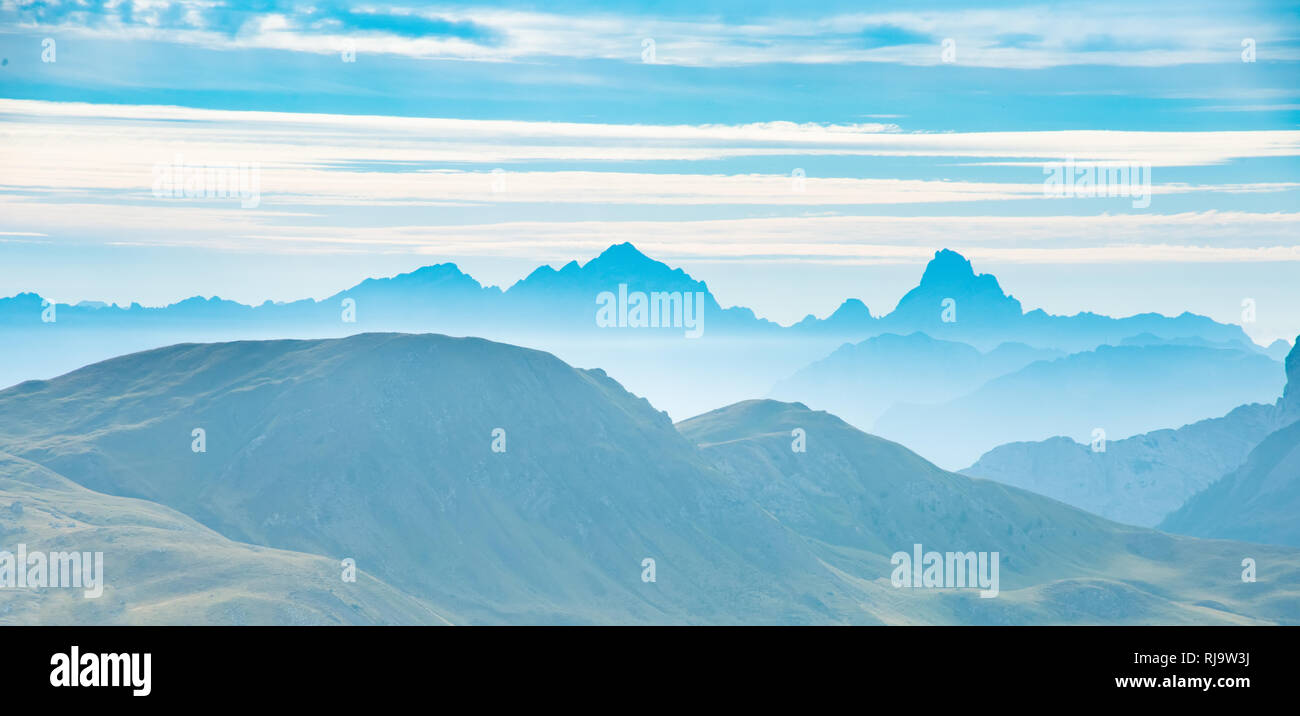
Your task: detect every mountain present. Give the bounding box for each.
[677,400,1300,625]
[0,244,1266,423]
[790,297,877,334]
[3,334,1298,624]
[1266,338,1294,361]
[964,336,1300,527]
[1160,420,1300,547]
[871,250,1257,353]
[0,451,449,625]
[770,332,1061,428]
[873,344,1286,470]
[1159,341,1300,546]
[0,244,826,421]
[0,333,878,625]
[874,250,1025,344]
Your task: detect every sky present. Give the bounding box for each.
[1,0,1298,343]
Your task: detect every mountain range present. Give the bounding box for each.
[1,244,1278,425]
[2,333,1297,624]
[870,343,1285,470]
[770,332,1063,428]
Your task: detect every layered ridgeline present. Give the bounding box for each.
[870,344,1285,470]
[771,332,1062,428]
[2,334,1298,624]
[1161,342,1300,547]
[965,337,1300,527]
[1,244,1267,422]
[0,451,450,625]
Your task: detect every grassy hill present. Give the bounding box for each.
[0,451,451,625]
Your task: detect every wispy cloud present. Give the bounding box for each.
[5,1,1296,67]
[5,100,1298,167]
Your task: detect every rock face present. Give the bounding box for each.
[1160,339,1300,546]
[965,335,1300,528]
[3,334,1300,624]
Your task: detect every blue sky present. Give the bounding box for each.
[1,0,1299,343]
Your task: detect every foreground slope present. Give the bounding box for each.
[0,451,449,625]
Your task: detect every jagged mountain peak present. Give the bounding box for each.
[588,241,657,269]
[919,248,977,286]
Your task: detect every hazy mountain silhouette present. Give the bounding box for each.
[964,335,1300,527]
[872,250,1260,353]
[873,344,1286,470]
[771,332,1061,427]
[2,335,1298,624]
[0,244,1269,422]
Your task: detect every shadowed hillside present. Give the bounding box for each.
[0,451,450,625]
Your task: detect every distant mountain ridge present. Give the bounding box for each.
[872,344,1286,470]
[770,332,1063,428]
[964,335,1300,527]
[1,244,1278,423]
[2,243,1266,371]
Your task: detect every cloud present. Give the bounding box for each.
[4,1,1296,67]
[5,100,1298,168]
[2,99,1297,265]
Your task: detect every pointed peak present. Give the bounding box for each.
[919,249,976,287]
[829,297,871,319]
[587,242,656,269]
